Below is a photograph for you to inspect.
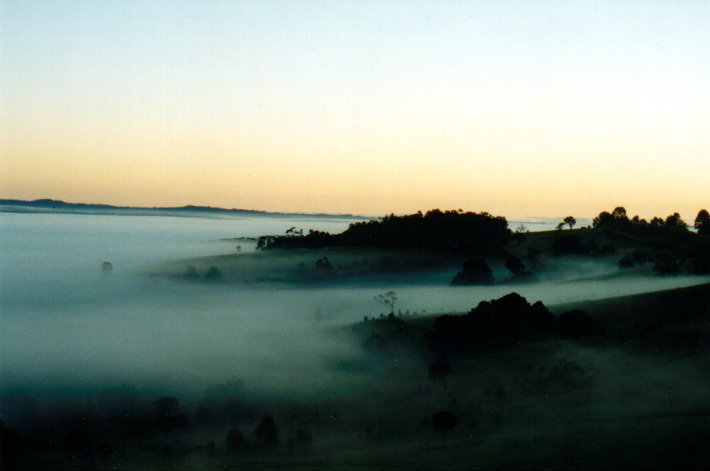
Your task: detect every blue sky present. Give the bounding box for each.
[2,1,708,218]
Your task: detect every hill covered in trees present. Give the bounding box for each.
[257,209,511,255]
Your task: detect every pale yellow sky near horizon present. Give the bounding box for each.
[1,1,708,221]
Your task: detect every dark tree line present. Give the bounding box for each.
[592,206,709,233]
[696,209,710,236]
[589,206,710,275]
[258,209,510,255]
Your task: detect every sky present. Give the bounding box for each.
[1,0,708,219]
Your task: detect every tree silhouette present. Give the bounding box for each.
[664,212,687,229]
[695,209,709,236]
[375,291,397,314]
[563,216,576,229]
[1,420,20,467]
[254,415,279,448]
[225,427,250,454]
[315,257,333,270]
[428,360,452,384]
[593,207,630,227]
[451,259,494,285]
[259,209,510,254]
[593,211,611,227]
[612,206,629,222]
[504,254,528,276]
[153,396,187,434]
[285,226,303,236]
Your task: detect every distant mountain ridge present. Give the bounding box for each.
[0,198,368,219]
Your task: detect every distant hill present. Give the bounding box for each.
[0,198,368,219]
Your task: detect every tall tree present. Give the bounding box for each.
[696,209,710,236]
[612,207,629,222]
[664,212,687,229]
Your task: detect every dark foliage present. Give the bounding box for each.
[546,358,590,388]
[653,258,683,276]
[589,208,708,274]
[593,207,629,227]
[429,293,554,354]
[552,233,616,257]
[665,212,687,229]
[451,258,494,285]
[428,360,452,383]
[153,396,187,434]
[631,250,653,265]
[315,257,332,270]
[225,427,249,454]
[254,415,279,448]
[557,310,602,338]
[504,253,535,280]
[362,313,409,353]
[696,209,710,236]
[688,254,710,275]
[258,209,510,255]
[552,233,589,255]
[431,411,457,434]
[527,246,542,263]
[196,398,253,426]
[363,333,388,353]
[504,254,526,274]
[1,419,20,468]
[618,255,635,268]
[375,291,397,314]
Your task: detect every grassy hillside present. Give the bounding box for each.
[5,284,710,469]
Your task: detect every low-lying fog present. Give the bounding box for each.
[1,212,707,400]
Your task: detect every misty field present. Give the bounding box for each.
[1,211,709,469]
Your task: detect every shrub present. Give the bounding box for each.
[225,427,249,454]
[204,266,223,281]
[653,259,682,276]
[254,416,279,448]
[451,259,494,285]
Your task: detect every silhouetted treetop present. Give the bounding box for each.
[593,206,629,227]
[451,259,494,285]
[664,212,687,229]
[612,206,628,221]
[258,209,510,254]
[695,209,709,236]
